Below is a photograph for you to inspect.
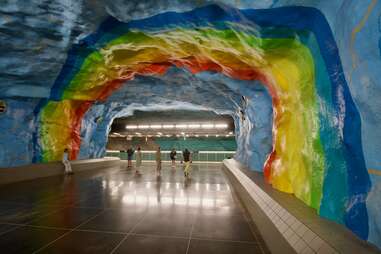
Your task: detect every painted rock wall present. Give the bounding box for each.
[0,0,380,249]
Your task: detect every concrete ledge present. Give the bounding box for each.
[223,159,380,254]
[0,157,120,185]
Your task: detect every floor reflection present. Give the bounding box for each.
[0,162,269,254]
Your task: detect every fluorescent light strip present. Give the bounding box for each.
[150,124,162,129]
[176,124,187,129]
[188,124,200,129]
[138,125,149,129]
[215,123,228,129]
[126,125,137,129]
[201,124,214,129]
[163,124,174,129]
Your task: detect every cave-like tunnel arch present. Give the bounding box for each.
[2,3,372,243]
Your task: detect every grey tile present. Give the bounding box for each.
[114,234,188,254]
[28,207,102,229]
[38,230,124,254]
[188,239,263,254]
[0,226,67,254]
[192,214,256,242]
[133,212,195,237]
[0,224,18,235]
[309,236,323,251]
[79,208,145,232]
[0,204,57,224]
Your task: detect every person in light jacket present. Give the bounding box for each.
[135,146,142,174]
[62,148,73,175]
[183,149,191,178]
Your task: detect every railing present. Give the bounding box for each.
[106,150,235,162]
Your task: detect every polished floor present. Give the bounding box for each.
[0,162,269,254]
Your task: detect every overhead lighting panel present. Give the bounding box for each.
[201,123,214,129]
[188,124,200,129]
[163,124,174,129]
[176,124,187,129]
[215,123,228,129]
[150,124,162,129]
[138,125,149,129]
[126,125,137,129]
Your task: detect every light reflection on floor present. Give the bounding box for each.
[0,162,269,253]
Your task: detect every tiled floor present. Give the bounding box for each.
[0,162,269,253]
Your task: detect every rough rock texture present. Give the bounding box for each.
[0,0,380,249]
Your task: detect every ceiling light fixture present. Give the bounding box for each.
[138,125,149,129]
[201,123,214,129]
[150,124,162,129]
[163,124,174,129]
[215,123,228,129]
[126,125,137,129]
[176,124,187,129]
[188,124,200,129]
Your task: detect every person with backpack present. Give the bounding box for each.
[170,148,177,168]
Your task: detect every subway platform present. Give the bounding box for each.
[0,162,269,253]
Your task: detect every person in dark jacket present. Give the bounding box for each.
[183,149,191,178]
[126,146,135,168]
[170,148,177,168]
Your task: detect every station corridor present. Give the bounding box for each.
[0,162,269,253]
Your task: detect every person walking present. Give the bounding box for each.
[126,146,135,168]
[156,146,162,177]
[183,148,191,178]
[135,146,142,174]
[170,148,177,168]
[62,148,73,175]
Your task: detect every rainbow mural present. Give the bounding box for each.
[33,5,370,240]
